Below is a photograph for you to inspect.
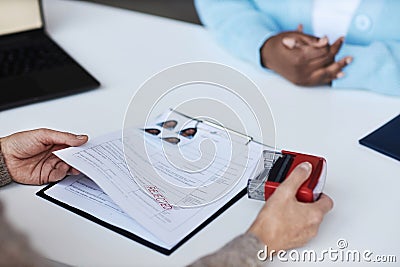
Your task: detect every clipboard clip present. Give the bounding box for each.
[170,108,272,148]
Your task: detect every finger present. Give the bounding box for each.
[48,161,70,183]
[297,24,303,32]
[282,32,326,50]
[312,194,334,215]
[309,54,335,69]
[309,56,352,85]
[40,154,64,183]
[301,45,330,60]
[68,168,81,176]
[311,36,329,48]
[280,162,312,194]
[333,57,354,79]
[297,34,326,47]
[282,38,328,57]
[329,37,345,56]
[34,128,89,147]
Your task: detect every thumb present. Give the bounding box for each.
[280,161,312,194]
[34,129,89,147]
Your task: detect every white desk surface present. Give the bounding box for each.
[1,0,399,266]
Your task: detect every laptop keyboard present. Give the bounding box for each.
[0,38,73,78]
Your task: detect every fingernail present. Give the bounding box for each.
[336,72,345,79]
[319,36,328,44]
[76,135,87,140]
[282,38,296,49]
[345,57,353,64]
[299,162,312,172]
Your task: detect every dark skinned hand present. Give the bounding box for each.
[261,25,352,86]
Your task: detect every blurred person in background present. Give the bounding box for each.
[195,0,400,96]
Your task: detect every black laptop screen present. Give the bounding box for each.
[0,0,43,36]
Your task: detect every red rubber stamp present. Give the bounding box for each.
[247,149,327,202]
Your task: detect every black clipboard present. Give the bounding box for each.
[36,110,269,255]
[36,183,246,255]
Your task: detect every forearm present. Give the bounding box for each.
[188,233,266,267]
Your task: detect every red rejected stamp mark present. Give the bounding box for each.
[146,186,173,210]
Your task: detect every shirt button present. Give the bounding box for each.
[354,14,372,31]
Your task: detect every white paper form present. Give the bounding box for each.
[126,126,253,207]
[54,131,263,246]
[126,110,257,207]
[44,174,168,248]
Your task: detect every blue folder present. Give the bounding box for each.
[359,114,400,161]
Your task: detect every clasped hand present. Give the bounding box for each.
[261,25,352,86]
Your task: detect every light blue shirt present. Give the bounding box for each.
[195,0,400,96]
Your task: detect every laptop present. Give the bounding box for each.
[0,0,100,111]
